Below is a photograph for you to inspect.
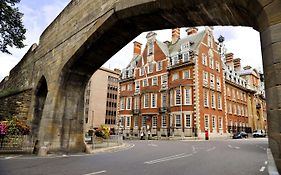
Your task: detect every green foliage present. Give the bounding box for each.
[0,0,26,54]
[95,125,110,139]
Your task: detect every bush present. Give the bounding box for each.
[95,125,110,139]
[1,117,30,136]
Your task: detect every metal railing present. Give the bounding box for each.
[0,135,33,153]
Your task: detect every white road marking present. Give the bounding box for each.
[144,153,192,165]
[148,143,158,147]
[4,155,22,160]
[235,146,240,149]
[228,145,233,148]
[206,146,216,152]
[83,170,106,175]
[265,161,268,165]
[260,166,266,172]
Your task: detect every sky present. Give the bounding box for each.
[0,0,263,81]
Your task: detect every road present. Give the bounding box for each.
[0,138,268,175]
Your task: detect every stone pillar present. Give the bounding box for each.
[37,73,86,153]
[260,22,281,172]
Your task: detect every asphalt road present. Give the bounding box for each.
[0,138,269,175]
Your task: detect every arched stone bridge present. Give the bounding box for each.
[0,0,281,171]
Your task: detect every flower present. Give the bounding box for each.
[0,123,7,135]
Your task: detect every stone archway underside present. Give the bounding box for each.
[1,0,281,172]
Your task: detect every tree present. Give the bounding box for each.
[0,0,26,54]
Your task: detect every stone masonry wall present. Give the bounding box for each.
[0,89,32,120]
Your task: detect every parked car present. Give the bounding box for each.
[232,131,248,139]
[252,130,266,138]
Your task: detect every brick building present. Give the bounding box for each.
[118,27,266,139]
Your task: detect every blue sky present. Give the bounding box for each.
[0,0,263,81]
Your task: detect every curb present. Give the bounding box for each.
[87,143,129,154]
[267,148,280,175]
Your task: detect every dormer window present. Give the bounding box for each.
[181,42,190,51]
[172,55,179,65]
[208,33,213,48]
[148,63,154,74]
[147,41,154,56]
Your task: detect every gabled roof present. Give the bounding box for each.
[169,30,206,55]
[156,40,169,57]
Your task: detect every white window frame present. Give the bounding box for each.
[126,116,131,128]
[204,115,209,129]
[134,116,138,128]
[175,88,181,105]
[161,115,167,128]
[175,114,181,128]
[134,96,139,110]
[204,88,209,107]
[143,79,148,87]
[182,52,190,62]
[218,93,222,110]
[183,70,190,79]
[184,87,192,105]
[218,117,223,129]
[152,116,157,128]
[127,84,132,91]
[212,115,216,130]
[172,72,179,81]
[148,63,154,74]
[202,53,207,66]
[120,97,125,110]
[140,67,144,76]
[203,71,208,86]
[152,76,158,86]
[185,114,191,128]
[143,94,149,108]
[148,41,154,56]
[211,91,216,109]
[142,116,147,128]
[215,61,220,72]
[216,77,221,91]
[161,74,168,85]
[151,93,157,108]
[126,97,132,110]
[161,93,167,107]
[157,61,163,71]
[135,81,140,92]
[210,74,215,89]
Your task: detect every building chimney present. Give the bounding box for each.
[233,58,241,72]
[186,27,198,36]
[225,53,234,70]
[133,41,142,56]
[172,28,180,44]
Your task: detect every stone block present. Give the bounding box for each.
[265,86,281,110]
[261,23,281,48]
[262,42,281,67]
[264,62,281,88]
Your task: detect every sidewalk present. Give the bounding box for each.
[85,142,129,154]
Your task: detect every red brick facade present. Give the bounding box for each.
[118,27,265,139]
[118,27,230,139]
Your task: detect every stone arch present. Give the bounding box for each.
[35,0,281,170]
[32,76,48,142]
